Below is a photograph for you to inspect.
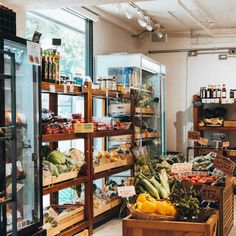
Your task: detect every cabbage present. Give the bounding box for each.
[47,150,66,165]
[57,164,68,174]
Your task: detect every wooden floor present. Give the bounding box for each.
[94,196,236,236]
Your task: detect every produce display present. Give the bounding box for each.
[42,108,84,134]
[41,146,85,178]
[189,152,216,171]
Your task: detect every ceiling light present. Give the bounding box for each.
[113,3,121,13]
[125,5,133,19]
[157,31,163,38]
[138,18,147,28]
[146,24,153,31]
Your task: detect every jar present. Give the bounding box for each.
[101,76,107,90]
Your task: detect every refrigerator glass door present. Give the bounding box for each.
[4,39,40,233]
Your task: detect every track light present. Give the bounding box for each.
[157,31,163,38]
[125,5,133,19]
[146,24,153,31]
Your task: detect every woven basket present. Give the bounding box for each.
[128,205,176,221]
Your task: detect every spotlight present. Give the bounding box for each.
[157,31,163,38]
[138,13,147,28]
[125,5,133,19]
[146,24,153,31]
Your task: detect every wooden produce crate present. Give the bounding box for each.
[224,121,236,127]
[74,229,89,236]
[94,155,133,173]
[94,197,122,217]
[43,169,79,187]
[44,205,84,236]
[226,149,236,157]
[123,213,218,236]
[135,107,155,115]
[135,131,159,139]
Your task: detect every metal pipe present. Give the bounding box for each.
[148,46,236,54]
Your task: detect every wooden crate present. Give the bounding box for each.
[136,107,155,115]
[123,213,218,236]
[135,131,159,139]
[44,205,84,236]
[43,169,79,187]
[74,229,89,236]
[94,198,122,217]
[94,156,133,173]
[224,121,236,127]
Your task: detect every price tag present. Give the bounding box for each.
[26,41,41,66]
[223,141,230,148]
[171,163,193,174]
[64,84,67,93]
[69,85,74,93]
[198,137,209,146]
[117,186,136,198]
[213,154,236,176]
[201,185,220,201]
[49,84,55,93]
[188,131,201,141]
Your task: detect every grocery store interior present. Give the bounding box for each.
[1,0,236,236]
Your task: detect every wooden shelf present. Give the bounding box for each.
[43,176,88,195]
[57,220,89,236]
[198,126,236,131]
[91,129,134,138]
[42,133,87,142]
[92,89,131,99]
[135,107,155,115]
[135,132,159,140]
[41,81,85,96]
[93,164,133,180]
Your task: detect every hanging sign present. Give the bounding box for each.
[213,154,236,176]
[117,186,136,198]
[198,137,209,146]
[201,185,220,201]
[27,41,41,66]
[171,163,193,174]
[188,131,201,141]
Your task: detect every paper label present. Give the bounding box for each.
[117,186,136,198]
[201,185,220,201]
[171,163,193,174]
[213,154,236,176]
[198,137,209,146]
[188,131,201,141]
[64,84,67,93]
[27,41,41,65]
[49,84,55,93]
[70,85,74,93]
[47,207,59,220]
[223,141,230,148]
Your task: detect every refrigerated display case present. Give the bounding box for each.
[0,35,44,236]
[95,54,166,158]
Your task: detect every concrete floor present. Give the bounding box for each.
[94,197,236,236]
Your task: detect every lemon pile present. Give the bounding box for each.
[133,193,177,216]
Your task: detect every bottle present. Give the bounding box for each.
[44,51,49,82]
[221,84,226,98]
[212,85,217,98]
[55,52,60,84]
[52,54,56,83]
[48,52,53,83]
[217,85,221,98]
[207,85,211,98]
[41,50,45,81]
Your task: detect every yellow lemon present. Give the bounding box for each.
[141,200,156,214]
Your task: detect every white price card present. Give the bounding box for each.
[222,141,230,148]
[198,137,209,146]
[117,186,136,198]
[27,41,41,66]
[171,163,193,174]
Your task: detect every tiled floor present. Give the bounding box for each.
[94,197,236,236]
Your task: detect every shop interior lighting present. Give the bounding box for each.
[125,5,133,19]
[155,24,163,38]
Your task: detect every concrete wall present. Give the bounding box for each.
[139,35,236,153]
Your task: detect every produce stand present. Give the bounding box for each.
[123,213,218,236]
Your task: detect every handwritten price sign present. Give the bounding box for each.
[201,185,220,201]
[117,186,136,198]
[188,131,201,141]
[213,154,236,176]
[198,137,209,146]
[171,163,193,174]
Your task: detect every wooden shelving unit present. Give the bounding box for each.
[41,81,135,235]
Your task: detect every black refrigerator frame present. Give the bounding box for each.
[0,33,44,236]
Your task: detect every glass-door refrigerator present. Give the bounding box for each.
[95,53,166,158]
[0,35,44,236]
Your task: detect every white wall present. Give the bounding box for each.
[139,35,236,153]
[93,19,138,56]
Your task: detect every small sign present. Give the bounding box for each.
[222,141,230,148]
[27,41,41,66]
[49,84,55,93]
[198,137,209,146]
[32,31,42,43]
[171,163,193,174]
[213,154,236,176]
[47,207,59,219]
[52,38,62,46]
[188,131,201,141]
[117,186,136,198]
[201,185,220,201]
[69,85,74,93]
[64,84,67,93]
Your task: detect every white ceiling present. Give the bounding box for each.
[4,0,236,34]
[96,0,236,33]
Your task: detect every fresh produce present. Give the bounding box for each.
[135,170,171,200]
[170,179,200,221]
[189,152,216,171]
[133,193,177,217]
[42,147,85,178]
